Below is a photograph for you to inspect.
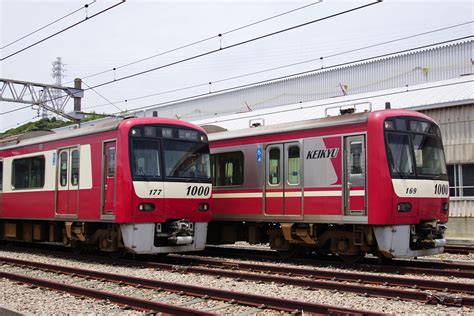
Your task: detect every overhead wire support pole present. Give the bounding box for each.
[0,78,84,121]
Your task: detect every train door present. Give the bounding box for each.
[264,143,303,216]
[102,141,116,216]
[56,148,79,217]
[343,135,366,216]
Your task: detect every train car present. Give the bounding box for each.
[205,109,449,261]
[0,117,212,255]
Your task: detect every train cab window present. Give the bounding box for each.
[287,146,300,185]
[269,148,280,185]
[386,133,414,177]
[60,152,68,186]
[349,141,363,175]
[132,140,161,179]
[411,134,447,177]
[71,150,79,186]
[211,151,243,186]
[12,156,45,189]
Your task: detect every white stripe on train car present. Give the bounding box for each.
[212,192,263,199]
[392,179,449,198]
[133,181,212,199]
[212,190,365,198]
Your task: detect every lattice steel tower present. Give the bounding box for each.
[48,57,66,118]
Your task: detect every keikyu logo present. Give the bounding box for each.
[306,148,339,159]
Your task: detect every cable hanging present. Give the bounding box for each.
[0,0,125,61]
[109,35,472,115]
[84,22,473,110]
[1,1,96,50]
[74,0,324,83]
[87,1,382,90]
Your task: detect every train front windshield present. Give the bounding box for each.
[384,118,447,180]
[130,126,211,182]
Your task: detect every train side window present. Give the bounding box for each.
[349,141,363,175]
[59,152,68,186]
[12,156,45,189]
[269,148,280,185]
[108,147,116,177]
[212,151,243,186]
[287,146,300,185]
[71,149,79,186]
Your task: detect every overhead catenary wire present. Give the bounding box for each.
[0,0,126,61]
[84,22,473,111]
[87,0,382,90]
[74,0,324,83]
[81,81,124,112]
[1,1,96,50]
[108,35,472,115]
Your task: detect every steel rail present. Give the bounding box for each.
[0,256,383,315]
[162,256,474,295]
[0,271,212,316]
[200,246,474,276]
[444,245,474,255]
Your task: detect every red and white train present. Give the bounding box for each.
[206,109,449,261]
[0,117,212,255]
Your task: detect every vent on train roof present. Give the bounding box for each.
[200,125,228,134]
[325,101,372,117]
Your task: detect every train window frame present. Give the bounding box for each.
[448,164,474,197]
[59,151,68,187]
[107,146,116,178]
[0,160,3,191]
[71,149,80,186]
[211,151,244,187]
[11,155,46,190]
[287,145,300,185]
[268,147,281,186]
[384,117,447,181]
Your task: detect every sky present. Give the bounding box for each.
[0,0,472,132]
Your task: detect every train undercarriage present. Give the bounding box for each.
[0,219,204,255]
[207,221,447,262]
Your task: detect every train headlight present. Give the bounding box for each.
[442,202,449,212]
[139,203,155,212]
[198,203,209,212]
[397,202,412,212]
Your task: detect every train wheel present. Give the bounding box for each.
[338,251,366,263]
[71,241,85,255]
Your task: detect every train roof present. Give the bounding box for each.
[207,111,370,142]
[206,109,432,142]
[0,117,205,150]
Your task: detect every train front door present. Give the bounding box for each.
[56,148,79,217]
[343,135,367,216]
[102,141,116,216]
[264,143,302,216]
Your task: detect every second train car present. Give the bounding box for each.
[205,109,449,261]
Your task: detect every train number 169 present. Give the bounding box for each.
[186,185,210,196]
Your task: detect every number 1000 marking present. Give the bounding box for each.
[186,185,210,196]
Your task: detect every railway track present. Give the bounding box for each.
[199,246,474,279]
[1,247,474,309]
[444,245,474,255]
[0,256,382,315]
